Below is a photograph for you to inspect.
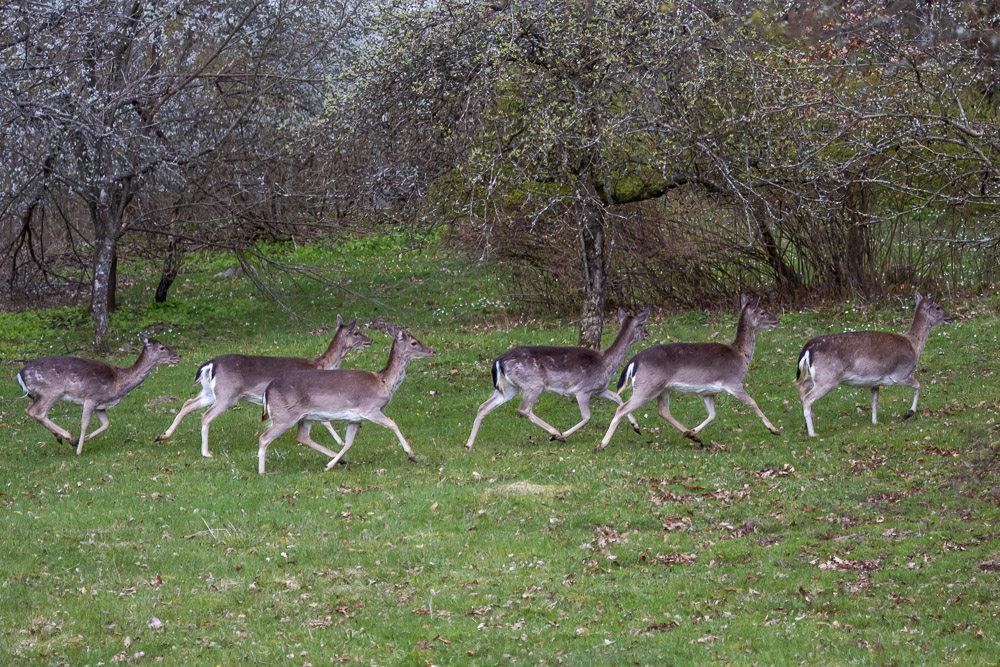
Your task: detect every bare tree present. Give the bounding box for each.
[0,0,364,348]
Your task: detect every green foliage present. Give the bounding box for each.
[0,237,998,663]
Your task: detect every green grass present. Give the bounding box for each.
[1,233,999,665]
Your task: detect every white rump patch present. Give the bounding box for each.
[196,363,217,401]
[15,372,29,397]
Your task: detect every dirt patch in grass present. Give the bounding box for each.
[485,481,572,497]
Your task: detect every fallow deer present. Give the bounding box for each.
[795,292,953,436]
[597,296,780,451]
[17,333,181,455]
[257,325,435,474]
[155,315,371,457]
[465,309,650,449]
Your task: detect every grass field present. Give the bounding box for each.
[1,232,998,665]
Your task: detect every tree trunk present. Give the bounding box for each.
[155,233,180,303]
[92,234,115,351]
[577,193,607,349]
[751,200,801,295]
[108,245,119,312]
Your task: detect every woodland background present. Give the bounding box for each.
[2,0,1000,346]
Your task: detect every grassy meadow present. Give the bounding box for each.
[1,232,999,665]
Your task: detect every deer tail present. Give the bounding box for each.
[796,347,811,381]
[492,359,506,394]
[15,372,29,399]
[195,361,214,387]
[617,359,637,392]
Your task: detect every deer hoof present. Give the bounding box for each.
[683,430,703,444]
[902,409,916,421]
[550,435,566,443]
[337,458,347,465]
[769,427,781,435]
[631,425,641,435]
[154,433,167,442]
[408,455,418,463]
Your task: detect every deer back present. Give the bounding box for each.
[495,309,649,395]
[202,354,327,397]
[18,333,179,407]
[798,331,918,386]
[797,292,952,385]
[621,342,749,392]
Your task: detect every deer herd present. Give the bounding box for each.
[14,292,952,473]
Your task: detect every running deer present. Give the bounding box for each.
[464,309,650,450]
[257,325,435,474]
[795,291,953,437]
[155,315,372,457]
[17,333,181,455]
[597,296,780,452]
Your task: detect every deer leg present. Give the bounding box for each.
[684,395,717,442]
[517,390,565,442]
[801,380,839,437]
[25,396,74,444]
[197,393,241,459]
[295,420,340,461]
[596,394,642,452]
[364,410,418,463]
[560,393,593,438]
[465,387,516,450]
[84,410,111,441]
[656,392,697,441]
[156,387,215,442]
[728,387,781,435]
[325,422,361,470]
[897,376,920,420]
[597,389,641,433]
[871,388,879,424]
[319,421,345,446]
[258,416,296,474]
[794,375,813,403]
[75,402,96,455]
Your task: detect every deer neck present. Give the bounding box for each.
[376,342,411,399]
[599,324,637,374]
[731,313,758,366]
[316,336,347,369]
[905,308,934,357]
[116,348,158,395]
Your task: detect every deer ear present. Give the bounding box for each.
[395,328,406,342]
[138,332,150,345]
[618,307,627,323]
[914,291,923,306]
[384,324,397,338]
[740,294,751,308]
[336,314,343,327]
[346,318,357,330]
[637,309,650,323]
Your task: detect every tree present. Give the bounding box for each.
[1,0,360,349]
[334,0,742,346]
